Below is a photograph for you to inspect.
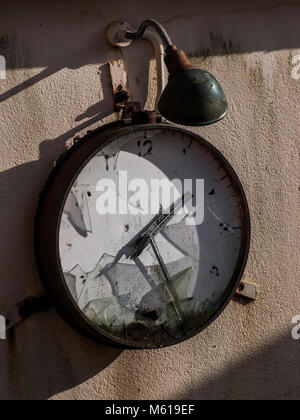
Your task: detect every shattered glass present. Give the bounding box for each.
[63,218,222,347]
[59,127,246,347]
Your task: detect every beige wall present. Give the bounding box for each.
[0,0,299,400]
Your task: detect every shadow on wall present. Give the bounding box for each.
[0,64,123,400]
[0,0,155,399]
[0,312,122,400]
[0,0,300,104]
[172,330,300,400]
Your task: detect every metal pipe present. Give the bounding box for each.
[125,19,173,49]
[142,30,166,110]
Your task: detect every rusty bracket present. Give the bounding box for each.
[109,59,130,112]
[114,86,130,111]
[123,102,162,124]
[235,280,257,301]
[0,294,52,339]
[108,59,163,124]
[0,279,256,339]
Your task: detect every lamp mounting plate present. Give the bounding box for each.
[106,21,134,48]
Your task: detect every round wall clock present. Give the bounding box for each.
[35,121,250,349]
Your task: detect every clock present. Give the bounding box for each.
[35,121,250,349]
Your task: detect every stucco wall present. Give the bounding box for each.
[0,0,299,400]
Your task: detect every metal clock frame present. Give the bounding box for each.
[35,121,251,349]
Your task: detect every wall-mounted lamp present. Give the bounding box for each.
[106,19,228,126]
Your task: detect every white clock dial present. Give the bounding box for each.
[55,125,249,348]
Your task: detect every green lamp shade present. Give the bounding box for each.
[158,68,228,126]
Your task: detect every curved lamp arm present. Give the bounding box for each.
[106,19,173,110]
[106,19,228,126]
[106,19,194,82]
[142,29,166,109]
[124,19,173,49]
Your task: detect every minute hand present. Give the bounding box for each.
[131,192,192,260]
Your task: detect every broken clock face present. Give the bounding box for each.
[36,122,250,348]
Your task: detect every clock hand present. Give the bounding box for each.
[130,192,192,260]
[97,192,192,278]
[97,204,177,275]
[149,237,186,331]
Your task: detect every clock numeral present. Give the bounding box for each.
[137,140,153,157]
[102,153,120,171]
[104,155,110,171]
[183,139,193,155]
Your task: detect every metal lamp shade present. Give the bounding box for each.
[158,68,228,126]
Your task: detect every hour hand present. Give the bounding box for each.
[130,192,192,260]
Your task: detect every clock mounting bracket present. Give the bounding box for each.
[0,276,256,339]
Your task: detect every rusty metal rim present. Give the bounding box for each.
[35,121,251,350]
[162,107,229,127]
